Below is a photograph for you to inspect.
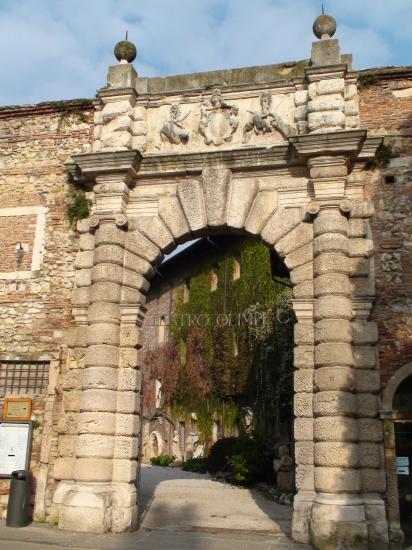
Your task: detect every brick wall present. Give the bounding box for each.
[0,101,92,520]
[359,70,412,386]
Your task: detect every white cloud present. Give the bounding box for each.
[0,0,410,105]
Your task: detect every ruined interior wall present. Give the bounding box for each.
[359,73,412,386]
[0,103,93,519]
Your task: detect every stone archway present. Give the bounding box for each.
[52,127,389,548]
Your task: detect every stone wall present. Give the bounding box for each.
[358,71,412,384]
[0,100,93,520]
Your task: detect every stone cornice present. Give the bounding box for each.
[137,145,293,177]
[67,150,142,186]
[290,130,367,158]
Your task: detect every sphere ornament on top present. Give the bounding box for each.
[313,13,337,40]
[114,38,137,63]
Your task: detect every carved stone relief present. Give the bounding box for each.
[160,103,190,145]
[243,92,296,143]
[198,88,239,146]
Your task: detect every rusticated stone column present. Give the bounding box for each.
[58,152,142,533]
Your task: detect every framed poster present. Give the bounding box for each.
[4,397,32,421]
[0,421,32,478]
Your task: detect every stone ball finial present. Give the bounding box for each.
[114,39,137,64]
[313,14,337,39]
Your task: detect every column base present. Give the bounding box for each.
[310,493,368,549]
[56,482,138,534]
[292,490,316,543]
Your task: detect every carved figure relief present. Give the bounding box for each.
[198,88,239,146]
[243,92,296,143]
[160,103,190,144]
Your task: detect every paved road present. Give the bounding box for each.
[0,465,309,549]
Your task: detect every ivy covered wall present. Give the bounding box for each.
[143,236,295,452]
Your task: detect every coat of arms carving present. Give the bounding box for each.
[160,103,190,145]
[243,92,296,143]
[198,89,239,146]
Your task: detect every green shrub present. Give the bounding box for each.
[207,437,238,473]
[207,436,272,485]
[182,458,209,474]
[66,189,91,226]
[150,455,175,467]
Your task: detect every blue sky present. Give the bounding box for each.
[0,0,411,105]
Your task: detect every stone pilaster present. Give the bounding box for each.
[57,152,142,533]
[291,131,388,549]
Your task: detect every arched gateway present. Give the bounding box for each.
[52,14,389,549]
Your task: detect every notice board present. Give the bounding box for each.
[0,421,32,478]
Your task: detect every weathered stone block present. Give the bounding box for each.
[78,412,116,435]
[116,391,140,414]
[315,466,360,493]
[123,251,154,277]
[245,190,278,235]
[85,345,119,368]
[58,435,76,457]
[125,231,162,263]
[112,459,138,483]
[360,468,386,493]
[315,319,351,344]
[120,325,140,348]
[53,458,75,480]
[71,287,90,307]
[94,244,124,266]
[73,458,113,483]
[315,442,359,467]
[88,302,120,324]
[295,90,309,106]
[352,322,378,345]
[115,413,140,437]
[91,264,124,285]
[75,269,91,288]
[177,179,207,234]
[76,434,114,458]
[356,393,379,418]
[293,281,314,299]
[79,234,95,251]
[90,282,121,304]
[295,465,314,491]
[294,323,314,345]
[261,208,301,247]
[294,345,315,369]
[294,417,314,441]
[294,369,314,393]
[80,389,118,413]
[314,296,352,320]
[276,223,313,257]
[87,323,120,346]
[295,441,314,465]
[314,416,358,442]
[359,443,381,468]
[314,366,355,392]
[358,419,383,442]
[227,179,258,229]
[74,251,94,270]
[294,393,313,417]
[285,242,313,270]
[313,391,357,417]
[135,216,174,254]
[83,367,117,390]
[95,226,125,247]
[349,257,369,277]
[202,167,231,227]
[308,96,344,113]
[159,195,191,243]
[315,342,353,367]
[314,252,349,275]
[113,436,139,459]
[317,79,345,95]
[117,368,140,391]
[348,238,373,258]
[313,233,348,255]
[314,211,348,237]
[314,273,350,296]
[64,390,82,412]
[308,111,345,132]
[290,262,313,284]
[353,346,376,368]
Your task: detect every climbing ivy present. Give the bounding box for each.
[149,237,295,448]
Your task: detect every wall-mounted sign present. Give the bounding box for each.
[396,456,409,475]
[4,397,32,421]
[0,421,32,478]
